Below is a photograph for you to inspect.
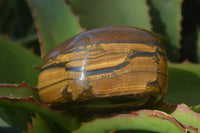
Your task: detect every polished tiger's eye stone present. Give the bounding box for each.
[38,26,168,109]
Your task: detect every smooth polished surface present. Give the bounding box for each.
[38,26,168,108]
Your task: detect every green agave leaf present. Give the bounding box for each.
[0,36,41,86]
[0,118,9,127]
[73,110,186,133]
[0,97,80,131]
[0,82,39,101]
[149,0,183,61]
[0,108,32,132]
[69,0,151,31]
[0,75,40,132]
[25,114,70,133]
[166,63,200,106]
[171,104,200,130]
[154,102,200,131]
[25,114,53,133]
[0,1,35,39]
[191,105,200,114]
[26,0,83,58]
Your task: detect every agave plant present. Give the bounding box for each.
[0,0,200,132]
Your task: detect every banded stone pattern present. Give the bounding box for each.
[38,27,168,105]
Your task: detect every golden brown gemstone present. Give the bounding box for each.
[38,26,168,109]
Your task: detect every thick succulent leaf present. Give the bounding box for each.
[191,105,200,114]
[25,114,53,133]
[0,82,39,133]
[0,97,80,131]
[69,0,151,31]
[73,110,186,133]
[0,36,41,86]
[171,104,200,130]
[166,63,200,106]
[0,108,31,132]
[0,82,39,101]
[186,127,200,133]
[0,118,9,127]
[149,0,183,61]
[0,80,40,132]
[154,102,200,131]
[25,114,70,133]
[26,0,83,58]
